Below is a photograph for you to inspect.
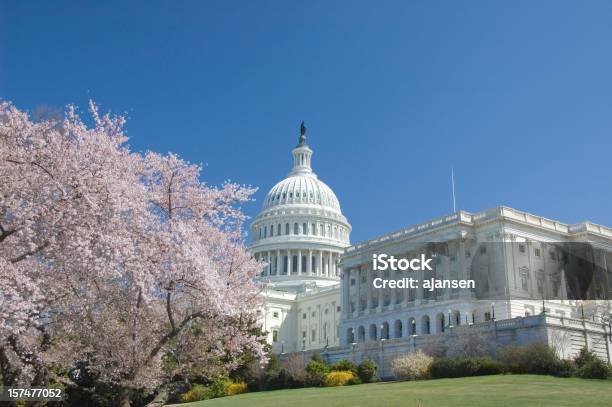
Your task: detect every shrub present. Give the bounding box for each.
[324,370,355,387]
[179,377,231,402]
[180,384,209,403]
[556,359,576,378]
[574,348,599,369]
[357,359,378,383]
[207,377,231,399]
[305,360,329,387]
[391,350,433,380]
[330,359,357,374]
[227,382,248,396]
[500,343,563,375]
[577,358,610,379]
[429,357,503,378]
[347,376,362,385]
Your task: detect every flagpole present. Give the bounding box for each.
[451,167,456,212]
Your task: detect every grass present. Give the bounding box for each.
[170,375,612,407]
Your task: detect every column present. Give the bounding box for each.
[343,268,351,319]
[366,263,373,312]
[318,250,323,276]
[287,249,292,275]
[276,249,281,275]
[297,249,302,275]
[307,249,313,275]
[267,251,271,275]
[356,266,362,313]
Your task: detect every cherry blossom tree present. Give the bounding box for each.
[0,101,265,405]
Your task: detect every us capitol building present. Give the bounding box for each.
[250,125,612,367]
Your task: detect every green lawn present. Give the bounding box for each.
[171,375,612,407]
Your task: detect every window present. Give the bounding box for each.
[521,272,529,291]
[519,244,526,253]
[273,311,279,318]
[294,223,299,234]
[350,278,356,286]
[303,222,308,235]
[272,330,278,342]
[311,311,316,317]
[263,226,267,238]
[285,223,289,235]
[302,313,306,319]
[270,226,274,237]
[311,329,316,341]
[534,248,541,257]
[337,306,341,312]
[484,312,491,321]
[480,246,487,254]
[465,250,471,258]
[549,251,557,261]
[361,274,366,283]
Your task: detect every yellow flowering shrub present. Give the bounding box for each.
[324,370,355,387]
[227,381,248,395]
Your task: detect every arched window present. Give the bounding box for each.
[394,320,403,338]
[357,326,365,342]
[369,324,377,341]
[347,328,355,344]
[263,226,267,238]
[436,313,445,333]
[312,223,316,235]
[294,223,299,234]
[277,224,281,235]
[285,223,289,235]
[421,315,431,335]
[303,222,308,235]
[270,225,274,237]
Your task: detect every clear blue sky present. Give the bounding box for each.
[2,1,611,243]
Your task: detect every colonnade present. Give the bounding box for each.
[255,249,341,278]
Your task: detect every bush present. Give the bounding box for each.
[305,360,329,387]
[324,370,355,387]
[330,359,357,374]
[574,348,599,369]
[556,359,576,378]
[179,377,231,403]
[226,382,248,396]
[357,359,378,383]
[429,357,504,379]
[500,343,563,375]
[347,376,362,385]
[577,358,610,379]
[180,384,209,403]
[391,350,433,380]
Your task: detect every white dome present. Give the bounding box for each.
[263,173,341,212]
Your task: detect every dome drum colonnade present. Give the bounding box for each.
[250,124,351,284]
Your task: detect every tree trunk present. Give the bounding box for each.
[119,389,132,407]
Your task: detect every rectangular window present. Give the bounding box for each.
[302,313,306,319]
[273,311,279,318]
[519,244,526,253]
[534,248,541,257]
[311,329,316,341]
[272,330,278,342]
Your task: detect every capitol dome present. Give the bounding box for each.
[262,170,341,213]
[249,124,351,286]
